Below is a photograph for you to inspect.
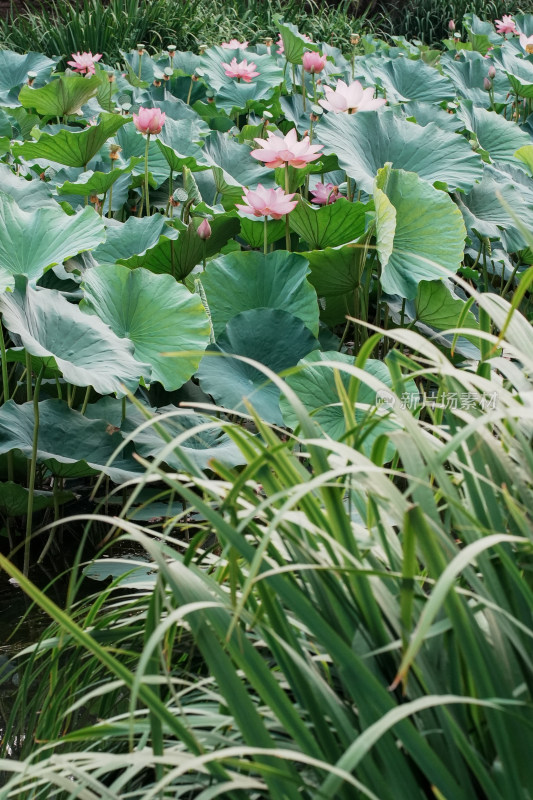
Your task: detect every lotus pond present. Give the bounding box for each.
[0,10,533,799]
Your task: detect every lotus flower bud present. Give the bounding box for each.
[197,218,212,240]
[488,65,496,78]
[484,77,492,90]
[448,19,455,32]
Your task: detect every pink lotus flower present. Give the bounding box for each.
[319,79,386,113]
[133,107,166,135]
[310,182,339,205]
[67,51,102,76]
[302,51,327,74]
[221,39,249,49]
[448,19,455,32]
[276,33,312,55]
[221,57,259,82]
[495,15,517,34]
[519,32,533,53]
[197,218,212,239]
[251,128,323,169]
[236,184,297,219]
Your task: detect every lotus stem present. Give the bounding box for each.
[264,216,268,255]
[186,77,193,105]
[25,351,32,402]
[0,324,9,405]
[144,133,151,216]
[284,164,291,251]
[81,386,91,415]
[312,73,317,105]
[302,67,307,111]
[24,365,45,576]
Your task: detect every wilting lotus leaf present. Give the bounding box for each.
[19,75,101,117]
[289,197,367,249]
[81,264,210,390]
[280,350,413,457]
[315,109,483,193]
[0,50,57,106]
[200,250,319,337]
[0,276,148,395]
[0,399,144,482]
[197,308,319,424]
[121,408,246,471]
[458,102,531,166]
[0,192,105,289]
[0,481,74,517]
[12,113,128,168]
[374,164,466,299]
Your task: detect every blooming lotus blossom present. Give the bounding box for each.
[276,32,312,55]
[251,128,323,169]
[495,15,517,34]
[319,79,386,113]
[133,107,166,135]
[310,182,339,205]
[302,51,327,74]
[221,39,249,49]
[520,33,533,53]
[222,57,259,82]
[236,184,297,219]
[67,51,102,76]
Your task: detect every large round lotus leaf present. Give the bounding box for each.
[315,109,483,193]
[56,163,140,197]
[91,215,180,265]
[0,276,148,396]
[403,101,464,133]
[0,50,57,106]
[81,265,210,391]
[457,102,531,167]
[0,192,105,289]
[156,117,210,173]
[114,122,170,187]
[374,164,466,299]
[197,308,319,424]
[201,46,284,92]
[454,170,533,252]
[12,113,127,168]
[280,350,413,456]
[0,480,74,517]
[441,51,510,107]
[0,399,144,482]
[289,198,367,249]
[121,408,246,471]
[199,131,275,199]
[0,164,56,211]
[368,55,455,103]
[200,250,319,338]
[18,75,101,117]
[302,245,365,326]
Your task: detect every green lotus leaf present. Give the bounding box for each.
[403,101,464,132]
[197,308,319,424]
[302,244,366,326]
[81,264,210,390]
[201,46,284,92]
[0,50,57,106]
[0,399,144,481]
[200,131,275,199]
[19,75,101,117]
[289,197,368,249]
[454,169,533,252]
[0,276,148,395]
[114,121,170,186]
[121,408,246,470]
[413,279,479,333]
[0,164,56,210]
[12,113,127,168]
[156,117,210,173]
[0,480,74,517]
[56,161,141,196]
[239,217,285,247]
[458,103,531,166]
[441,51,509,107]
[92,215,180,263]
[280,350,412,457]
[276,18,321,64]
[0,192,105,289]
[200,250,319,337]
[315,109,483,194]
[374,164,466,299]
[495,45,533,98]
[371,56,455,103]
